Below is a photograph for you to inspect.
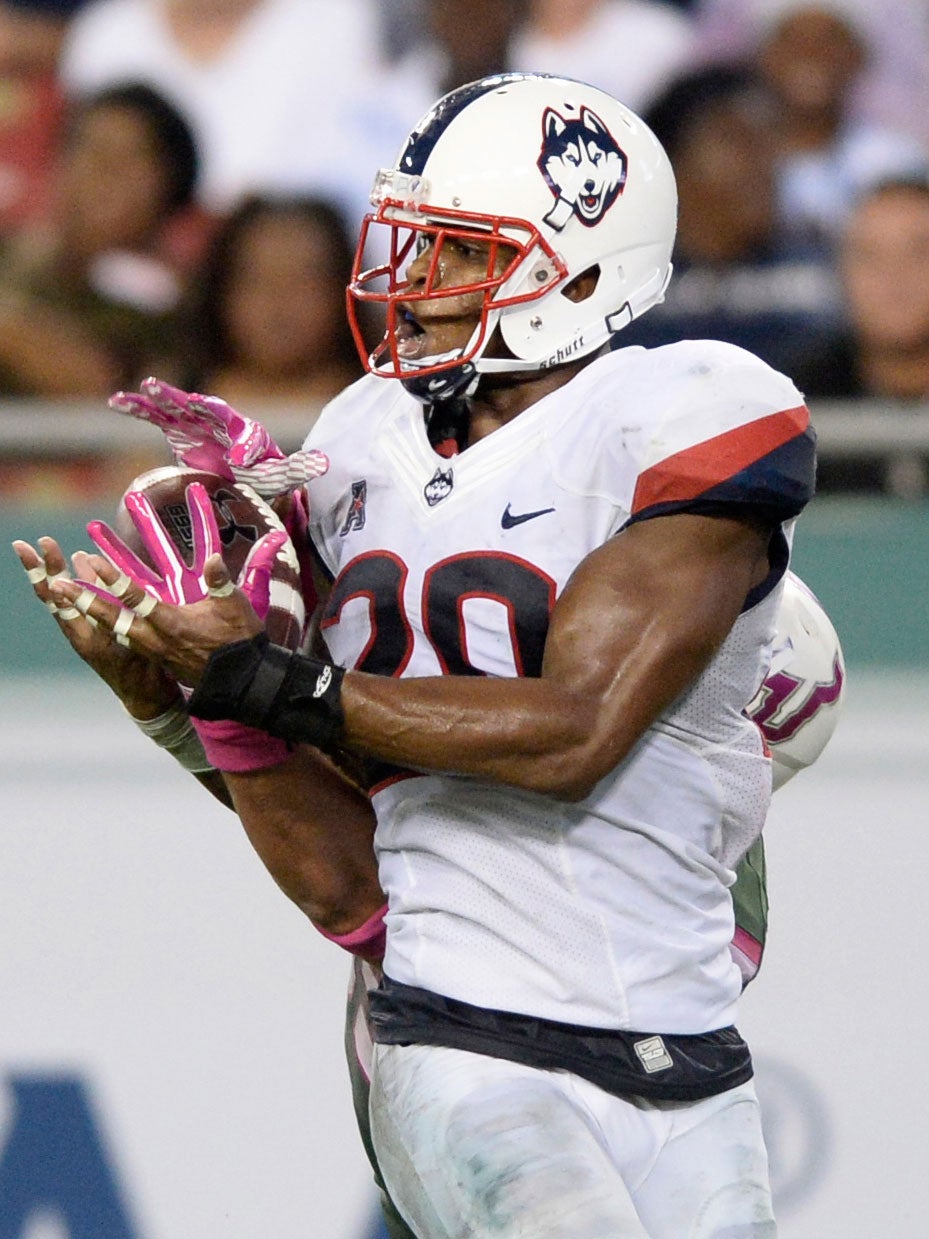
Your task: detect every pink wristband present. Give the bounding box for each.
[316,903,387,962]
[190,717,291,773]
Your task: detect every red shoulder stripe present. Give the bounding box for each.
[631,404,810,516]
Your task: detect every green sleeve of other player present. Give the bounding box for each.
[732,835,768,949]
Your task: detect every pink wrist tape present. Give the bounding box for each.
[316,903,387,962]
[190,717,291,772]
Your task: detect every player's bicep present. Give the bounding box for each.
[540,512,773,753]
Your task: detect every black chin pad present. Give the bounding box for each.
[401,360,477,407]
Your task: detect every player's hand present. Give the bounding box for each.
[88,480,288,621]
[109,376,330,498]
[11,536,178,718]
[48,482,287,688]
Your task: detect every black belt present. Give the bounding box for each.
[369,975,753,1103]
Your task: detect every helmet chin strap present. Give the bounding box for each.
[400,351,479,457]
[398,279,631,452]
[399,350,480,404]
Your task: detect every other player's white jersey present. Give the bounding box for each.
[306,341,814,1034]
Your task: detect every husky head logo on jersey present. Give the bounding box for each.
[424,466,454,506]
[537,106,628,231]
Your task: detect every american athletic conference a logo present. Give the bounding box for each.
[537,106,628,232]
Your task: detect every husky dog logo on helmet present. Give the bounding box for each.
[537,106,628,232]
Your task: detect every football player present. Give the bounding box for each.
[13,527,844,1239]
[38,74,833,1237]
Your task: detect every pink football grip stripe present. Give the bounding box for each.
[191,717,291,772]
[317,904,387,962]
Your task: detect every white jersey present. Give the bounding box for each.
[306,341,814,1034]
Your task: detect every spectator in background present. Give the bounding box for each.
[693,0,929,151]
[361,0,531,162]
[621,63,840,378]
[794,178,929,499]
[183,194,362,414]
[0,1,93,233]
[367,0,700,180]
[750,1,927,252]
[0,81,197,396]
[58,0,382,235]
[408,0,530,99]
[359,0,699,263]
[0,0,88,73]
[377,0,419,62]
[511,0,699,113]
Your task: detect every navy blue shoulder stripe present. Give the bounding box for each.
[690,430,816,517]
[399,73,545,175]
[628,431,816,530]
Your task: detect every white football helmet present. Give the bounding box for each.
[747,572,847,790]
[347,72,678,381]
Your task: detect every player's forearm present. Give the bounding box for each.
[191,768,236,808]
[340,671,601,798]
[186,614,723,801]
[224,746,384,935]
[340,623,708,801]
[338,516,766,796]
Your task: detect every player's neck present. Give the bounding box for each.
[466,359,589,445]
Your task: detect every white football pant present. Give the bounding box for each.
[370,1042,776,1238]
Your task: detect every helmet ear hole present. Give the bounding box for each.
[563,265,600,304]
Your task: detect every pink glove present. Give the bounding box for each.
[109,377,329,498]
[283,483,319,617]
[88,482,294,771]
[88,482,287,612]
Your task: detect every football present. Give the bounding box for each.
[113,464,306,650]
[747,571,846,789]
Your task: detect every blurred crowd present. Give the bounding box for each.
[1,0,928,501]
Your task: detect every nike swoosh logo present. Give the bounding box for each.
[501,503,556,529]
